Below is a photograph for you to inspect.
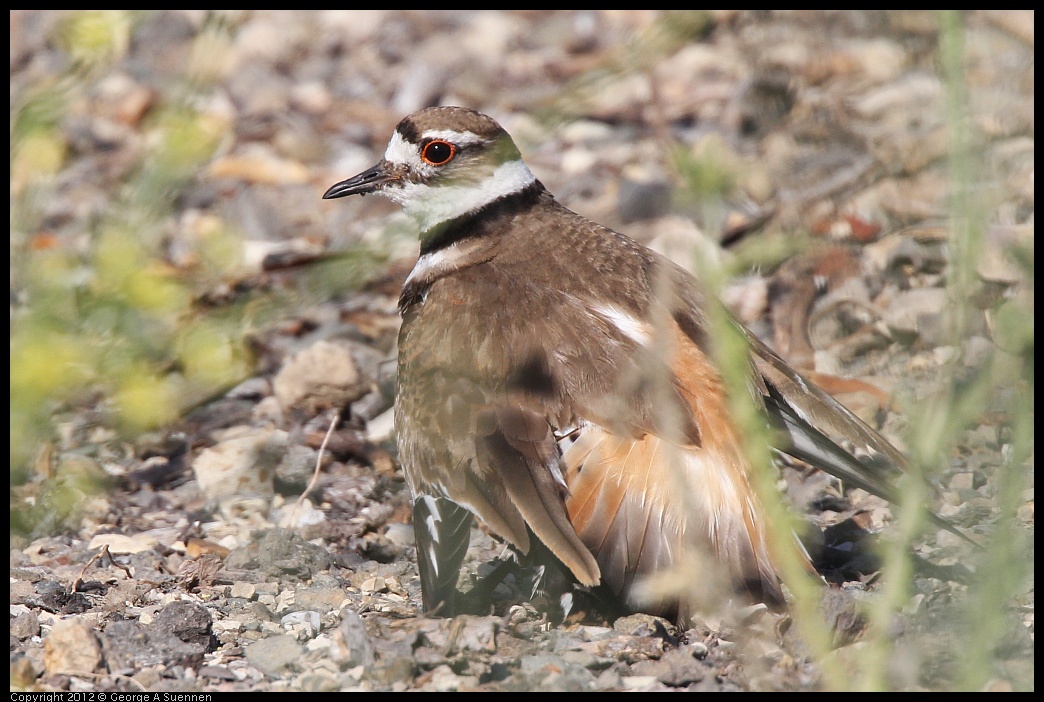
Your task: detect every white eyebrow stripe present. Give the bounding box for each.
[385,130,489,168]
[420,129,486,145]
[590,303,652,346]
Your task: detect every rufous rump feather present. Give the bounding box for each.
[563,320,789,616]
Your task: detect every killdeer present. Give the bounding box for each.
[323,106,942,622]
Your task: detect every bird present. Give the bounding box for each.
[322,106,949,624]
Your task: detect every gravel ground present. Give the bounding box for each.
[10,10,1034,692]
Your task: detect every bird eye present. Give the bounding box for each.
[421,140,456,166]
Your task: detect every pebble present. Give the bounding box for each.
[88,532,156,555]
[632,645,707,687]
[230,582,257,600]
[272,340,366,414]
[294,586,347,614]
[11,610,41,640]
[245,635,305,677]
[883,287,950,343]
[43,618,104,675]
[191,426,286,515]
[281,610,321,640]
[336,609,376,667]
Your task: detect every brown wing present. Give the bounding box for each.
[475,403,601,586]
[395,262,610,595]
[395,371,601,581]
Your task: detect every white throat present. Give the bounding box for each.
[379,132,537,233]
[393,160,536,233]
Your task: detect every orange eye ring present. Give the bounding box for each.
[421,140,456,166]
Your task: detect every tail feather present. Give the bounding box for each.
[413,495,473,615]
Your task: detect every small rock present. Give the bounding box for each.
[418,664,479,692]
[617,175,673,223]
[558,648,610,670]
[612,612,674,637]
[281,610,321,640]
[130,668,164,689]
[88,532,160,554]
[151,600,214,648]
[290,80,333,114]
[191,426,286,516]
[722,275,770,328]
[383,522,415,547]
[360,576,387,594]
[632,645,707,687]
[365,656,417,689]
[224,528,332,581]
[10,654,39,689]
[578,634,665,662]
[448,615,497,654]
[212,619,243,634]
[846,38,908,84]
[518,653,597,691]
[299,671,343,692]
[250,601,279,623]
[687,641,709,659]
[884,234,948,275]
[44,618,104,675]
[961,335,995,368]
[198,665,238,681]
[11,610,41,640]
[294,586,347,614]
[92,72,155,126]
[245,634,305,677]
[977,224,1032,285]
[207,144,311,185]
[645,216,725,277]
[933,345,959,365]
[275,502,328,540]
[619,675,665,691]
[851,70,943,115]
[883,287,949,343]
[336,610,376,668]
[272,340,369,414]
[593,667,624,690]
[274,444,321,491]
[230,581,257,600]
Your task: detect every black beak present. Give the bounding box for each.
[323,162,400,199]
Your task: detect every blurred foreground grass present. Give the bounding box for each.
[10,12,390,537]
[11,12,239,532]
[646,10,1033,692]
